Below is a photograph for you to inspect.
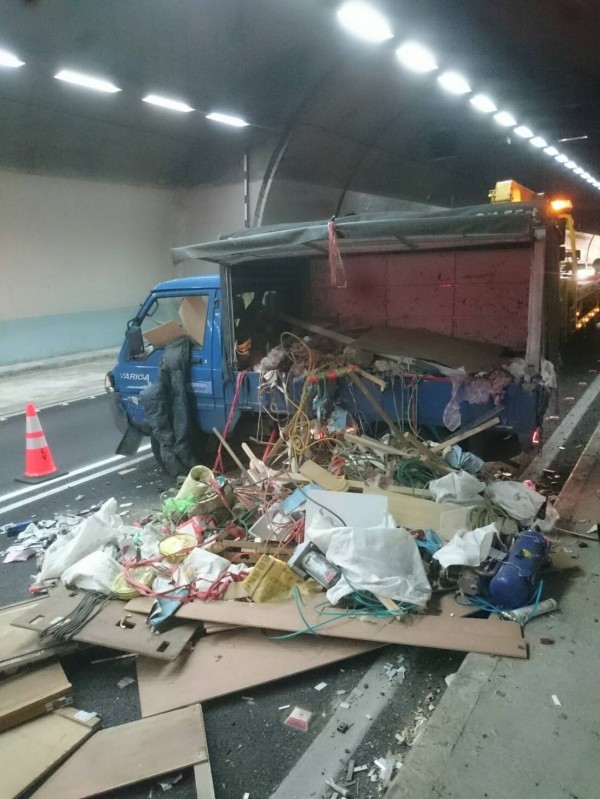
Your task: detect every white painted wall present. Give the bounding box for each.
[0,171,176,364]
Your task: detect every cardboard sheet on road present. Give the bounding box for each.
[0,661,72,733]
[137,627,379,717]
[126,594,528,659]
[11,589,199,661]
[31,704,210,799]
[353,326,506,372]
[0,707,100,799]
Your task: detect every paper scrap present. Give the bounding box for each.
[314,681,328,691]
[552,694,562,706]
[117,677,136,689]
[74,710,97,722]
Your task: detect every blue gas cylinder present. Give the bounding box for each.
[488,530,549,610]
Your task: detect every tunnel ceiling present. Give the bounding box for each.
[1,0,600,227]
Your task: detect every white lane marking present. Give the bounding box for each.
[0,444,151,505]
[0,451,154,517]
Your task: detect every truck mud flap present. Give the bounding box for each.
[116,425,144,456]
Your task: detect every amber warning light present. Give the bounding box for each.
[550,198,573,213]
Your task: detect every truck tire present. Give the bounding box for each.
[150,435,168,472]
[150,432,210,474]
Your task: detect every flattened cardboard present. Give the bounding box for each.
[136,628,379,717]
[179,295,207,346]
[126,593,527,659]
[0,599,76,675]
[0,661,72,733]
[31,704,208,799]
[11,589,198,660]
[143,320,184,348]
[0,707,100,799]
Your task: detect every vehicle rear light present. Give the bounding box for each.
[531,426,541,446]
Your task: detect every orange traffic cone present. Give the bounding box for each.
[16,404,67,484]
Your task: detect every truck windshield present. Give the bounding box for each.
[141,294,208,349]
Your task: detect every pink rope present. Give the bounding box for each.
[213,370,246,473]
[328,218,347,288]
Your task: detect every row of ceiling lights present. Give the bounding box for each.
[0,47,249,127]
[337,1,600,192]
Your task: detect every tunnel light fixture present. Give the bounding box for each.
[54,69,121,93]
[530,136,547,148]
[0,48,24,68]
[337,1,393,43]
[143,94,194,112]
[469,94,497,113]
[581,172,591,179]
[544,146,559,156]
[395,42,437,73]
[573,167,584,175]
[206,111,249,127]
[437,71,471,95]
[555,154,569,163]
[565,160,577,169]
[514,125,533,138]
[493,111,516,127]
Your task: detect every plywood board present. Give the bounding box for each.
[0,599,76,675]
[125,594,528,659]
[32,704,208,799]
[353,326,506,372]
[0,707,100,799]
[11,589,198,661]
[137,628,379,717]
[0,661,72,733]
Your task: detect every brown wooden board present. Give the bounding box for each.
[126,593,528,659]
[11,589,198,661]
[136,628,379,717]
[31,704,208,799]
[0,599,76,676]
[0,707,100,799]
[0,661,72,733]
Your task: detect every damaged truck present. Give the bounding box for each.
[105,200,564,474]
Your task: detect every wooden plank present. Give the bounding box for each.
[0,661,72,733]
[0,599,76,676]
[136,628,379,717]
[0,707,100,799]
[430,416,501,453]
[195,761,216,799]
[125,593,528,659]
[299,459,348,491]
[11,589,198,661]
[344,431,409,457]
[31,704,208,799]
[272,312,354,344]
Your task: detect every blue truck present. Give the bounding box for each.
[105,203,563,470]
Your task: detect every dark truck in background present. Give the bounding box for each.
[106,201,563,470]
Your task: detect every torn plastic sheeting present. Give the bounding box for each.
[39,498,129,582]
[62,550,124,595]
[429,472,486,504]
[147,587,190,629]
[174,547,230,589]
[432,523,497,569]
[308,520,432,607]
[443,445,484,475]
[484,481,547,525]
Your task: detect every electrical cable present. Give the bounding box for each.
[40,591,110,642]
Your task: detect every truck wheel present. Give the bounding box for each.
[150,435,168,472]
[150,432,210,474]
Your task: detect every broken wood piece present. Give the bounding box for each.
[403,431,452,473]
[344,431,408,457]
[212,427,253,481]
[125,593,528,659]
[136,628,379,717]
[0,707,100,799]
[31,704,209,799]
[273,312,354,345]
[431,416,501,453]
[352,366,387,391]
[347,371,405,442]
[299,459,348,491]
[373,594,403,620]
[0,661,72,733]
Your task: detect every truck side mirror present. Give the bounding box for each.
[125,324,145,360]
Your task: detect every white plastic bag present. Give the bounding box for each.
[39,498,126,581]
[176,547,230,589]
[432,523,497,569]
[309,524,432,608]
[61,550,123,594]
[484,481,546,525]
[429,472,485,504]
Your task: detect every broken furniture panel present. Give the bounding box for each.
[0,661,72,733]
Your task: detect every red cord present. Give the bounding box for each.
[213,371,246,473]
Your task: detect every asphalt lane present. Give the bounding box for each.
[0,395,122,492]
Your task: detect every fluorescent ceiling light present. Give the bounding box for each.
[395,42,437,73]
[0,48,24,68]
[470,94,497,113]
[555,154,569,163]
[337,1,393,42]
[581,172,591,179]
[143,94,194,112]
[530,136,547,148]
[437,71,470,95]
[565,160,577,169]
[54,69,120,93]
[544,146,559,156]
[586,177,595,183]
[206,111,249,127]
[514,125,533,138]
[558,134,588,142]
[573,167,584,175]
[494,111,516,127]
